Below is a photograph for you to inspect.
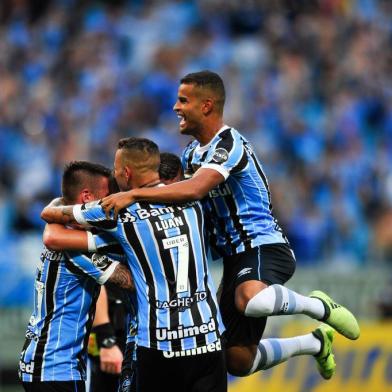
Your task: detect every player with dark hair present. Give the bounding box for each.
[100,70,360,380]
[159,152,184,185]
[41,138,227,392]
[19,161,133,392]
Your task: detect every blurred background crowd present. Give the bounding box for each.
[1,1,392,390]
[0,0,391,307]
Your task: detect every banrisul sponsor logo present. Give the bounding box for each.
[41,248,62,262]
[133,202,196,220]
[209,183,231,198]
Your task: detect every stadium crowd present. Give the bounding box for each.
[0,0,391,271]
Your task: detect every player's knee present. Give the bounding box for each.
[235,281,271,315]
[245,291,275,317]
[226,347,253,377]
[234,290,252,314]
[235,289,273,316]
[227,362,249,377]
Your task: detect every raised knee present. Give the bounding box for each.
[235,281,270,315]
[236,290,275,317]
[234,289,254,314]
[227,362,249,377]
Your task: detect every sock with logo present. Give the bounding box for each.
[244,284,325,319]
[248,333,321,374]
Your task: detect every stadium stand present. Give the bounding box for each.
[0,1,391,391]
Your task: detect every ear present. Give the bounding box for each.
[81,189,94,203]
[124,165,132,184]
[202,98,213,115]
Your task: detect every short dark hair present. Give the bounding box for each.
[159,152,183,181]
[180,70,225,110]
[62,161,111,203]
[117,137,160,172]
[118,137,159,155]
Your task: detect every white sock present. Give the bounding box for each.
[244,284,325,319]
[248,333,321,374]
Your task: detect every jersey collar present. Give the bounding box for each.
[196,125,230,153]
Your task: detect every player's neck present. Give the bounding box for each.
[134,174,161,189]
[198,120,224,146]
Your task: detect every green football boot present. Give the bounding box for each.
[312,324,336,380]
[310,290,360,340]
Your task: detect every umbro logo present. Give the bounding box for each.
[237,267,252,278]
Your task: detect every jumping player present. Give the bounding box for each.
[100,71,360,380]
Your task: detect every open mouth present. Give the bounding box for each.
[177,113,186,128]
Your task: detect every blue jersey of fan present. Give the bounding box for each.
[19,233,125,382]
[73,198,224,352]
[182,126,287,256]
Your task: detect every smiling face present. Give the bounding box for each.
[173,83,206,137]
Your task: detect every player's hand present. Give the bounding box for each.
[100,345,123,374]
[101,191,135,220]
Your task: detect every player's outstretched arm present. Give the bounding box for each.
[41,205,77,225]
[101,168,224,219]
[43,223,90,251]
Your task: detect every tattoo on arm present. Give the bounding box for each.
[109,264,134,291]
[61,206,74,217]
[41,205,77,224]
[55,206,77,224]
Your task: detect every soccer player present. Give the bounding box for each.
[100,71,360,379]
[19,161,133,392]
[119,151,184,392]
[45,152,185,392]
[41,138,227,392]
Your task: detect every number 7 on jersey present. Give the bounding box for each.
[162,234,189,293]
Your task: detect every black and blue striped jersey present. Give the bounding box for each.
[73,197,224,352]
[182,126,287,256]
[19,234,124,382]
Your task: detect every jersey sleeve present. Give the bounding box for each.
[73,201,117,231]
[66,252,120,285]
[202,129,248,179]
[93,231,125,258]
